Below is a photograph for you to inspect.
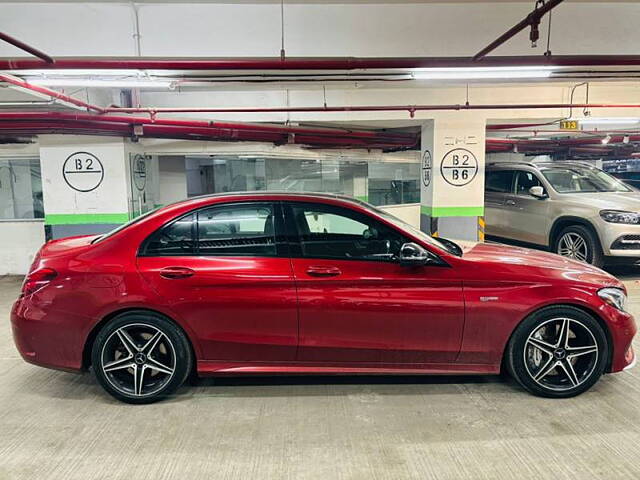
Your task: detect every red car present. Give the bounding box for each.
[11,193,637,403]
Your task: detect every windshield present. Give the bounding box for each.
[364,203,462,256]
[541,166,631,193]
[91,208,161,244]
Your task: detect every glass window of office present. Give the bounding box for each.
[183,155,419,207]
[0,157,44,220]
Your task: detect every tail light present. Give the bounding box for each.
[21,268,57,296]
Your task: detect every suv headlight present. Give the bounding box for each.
[598,287,627,311]
[600,210,640,224]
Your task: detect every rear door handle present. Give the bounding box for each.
[306,266,342,277]
[160,266,195,279]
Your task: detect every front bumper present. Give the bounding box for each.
[604,304,638,373]
[600,222,640,257]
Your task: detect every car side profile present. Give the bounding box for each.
[11,193,637,403]
[485,161,640,267]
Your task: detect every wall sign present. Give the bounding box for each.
[132,154,148,191]
[560,120,580,131]
[440,148,478,187]
[421,150,432,187]
[62,152,104,192]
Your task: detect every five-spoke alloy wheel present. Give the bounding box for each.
[92,312,192,404]
[507,306,608,398]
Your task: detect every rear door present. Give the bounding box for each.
[484,169,515,238]
[136,201,298,361]
[284,201,464,364]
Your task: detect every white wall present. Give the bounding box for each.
[379,203,420,229]
[158,156,188,205]
[0,221,45,275]
[2,2,639,58]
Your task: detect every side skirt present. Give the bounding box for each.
[197,361,499,376]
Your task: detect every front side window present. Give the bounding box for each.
[514,170,542,196]
[288,203,407,261]
[541,166,631,193]
[485,170,514,193]
[196,203,276,256]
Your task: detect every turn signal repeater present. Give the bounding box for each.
[21,268,57,296]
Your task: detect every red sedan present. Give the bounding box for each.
[11,193,637,403]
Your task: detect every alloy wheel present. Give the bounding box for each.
[557,232,589,262]
[100,323,176,397]
[523,317,599,392]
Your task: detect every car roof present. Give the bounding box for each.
[487,161,597,170]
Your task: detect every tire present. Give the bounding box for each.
[91,311,192,404]
[553,224,604,267]
[506,306,608,398]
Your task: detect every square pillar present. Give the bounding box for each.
[40,136,131,239]
[420,114,486,242]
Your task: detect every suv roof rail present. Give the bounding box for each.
[487,161,538,167]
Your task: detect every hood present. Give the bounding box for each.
[560,190,640,211]
[458,241,622,288]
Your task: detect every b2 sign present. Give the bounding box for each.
[62,152,104,192]
[440,148,478,187]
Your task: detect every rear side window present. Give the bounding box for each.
[485,170,514,193]
[196,204,276,256]
[142,213,195,256]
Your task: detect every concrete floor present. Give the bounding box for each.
[1,273,639,480]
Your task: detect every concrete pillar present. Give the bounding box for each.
[420,114,486,242]
[40,136,131,239]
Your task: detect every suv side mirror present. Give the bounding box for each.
[399,242,431,267]
[529,185,547,199]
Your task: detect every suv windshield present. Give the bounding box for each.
[541,166,631,193]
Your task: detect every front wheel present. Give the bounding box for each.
[506,306,608,398]
[92,311,192,404]
[554,224,604,267]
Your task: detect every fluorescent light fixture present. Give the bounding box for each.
[573,117,640,125]
[411,66,554,80]
[26,78,172,89]
[11,69,144,76]
[602,135,612,145]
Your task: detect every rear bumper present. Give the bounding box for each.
[11,296,85,373]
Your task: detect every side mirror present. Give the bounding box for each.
[399,242,431,267]
[529,185,547,199]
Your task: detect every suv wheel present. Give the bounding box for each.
[506,306,608,398]
[92,311,192,404]
[554,224,604,267]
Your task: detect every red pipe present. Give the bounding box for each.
[5,55,640,71]
[473,0,565,61]
[0,73,105,113]
[0,31,54,64]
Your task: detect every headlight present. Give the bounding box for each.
[600,210,640,224]
[598,287,627,311]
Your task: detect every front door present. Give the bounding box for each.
[501,170,550,246]
[284,201,464,364]
[136,202,298,361]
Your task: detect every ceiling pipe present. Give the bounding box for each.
[473,0,565,61]
[7,55,640,71]
[0,73,105,112]
[0,31,54,64]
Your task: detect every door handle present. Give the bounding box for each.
[306,266,342,277]
[160,266,195,279]
[505,199,516,206]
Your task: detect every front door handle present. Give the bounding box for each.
[505,199,517,206]
[306,266,342,277]
[160,266,195,279]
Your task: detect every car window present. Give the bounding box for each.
[196,203,277,256]
[541,166,631,193]
[142,213,196,256]
[485,170,514,193]
[289,202,407,261]
[514,170,542,196]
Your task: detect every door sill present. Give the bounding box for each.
[197,360,498,376]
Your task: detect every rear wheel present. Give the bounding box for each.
[91,311,192,404]
[506,306,608,398]
[554,224,604,267]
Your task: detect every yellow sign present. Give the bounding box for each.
[560,120,580,130]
